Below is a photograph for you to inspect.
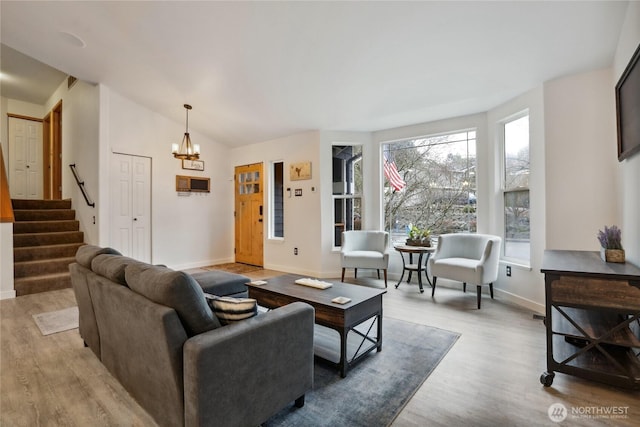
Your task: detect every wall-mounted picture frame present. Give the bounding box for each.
[290,161,311,180]
[182,159,205,171]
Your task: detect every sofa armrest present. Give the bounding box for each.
[183,302,315,427]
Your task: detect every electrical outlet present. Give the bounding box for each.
[294,248,298,255]
[506,266,512,277]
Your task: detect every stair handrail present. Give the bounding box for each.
[69,164,95,208]
[1,146,15,223]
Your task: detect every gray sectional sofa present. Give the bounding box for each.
[69,245,315,427]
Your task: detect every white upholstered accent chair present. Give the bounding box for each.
[428,233,502,309]
[340,231,390,287]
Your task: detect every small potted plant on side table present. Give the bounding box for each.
[597,225,625,263]
[406,225,431,247]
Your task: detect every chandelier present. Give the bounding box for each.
[172,104,200,160]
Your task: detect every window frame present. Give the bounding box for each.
[499,110,531,265]
[268,160,285,240]
[381,128,478,243]
[332,143,363,249]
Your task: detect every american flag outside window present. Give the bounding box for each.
[383,151,406,192]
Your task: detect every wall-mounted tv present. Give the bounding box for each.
[616,42,640,161]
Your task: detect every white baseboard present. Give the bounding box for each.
[395,276,545,315]
[263,263,323,278]
[494,288,545,315]
[173,257,234,271]
[1,290,16,300]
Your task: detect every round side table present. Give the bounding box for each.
[393,244,435,293]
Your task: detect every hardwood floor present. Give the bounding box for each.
[1,269,638,426]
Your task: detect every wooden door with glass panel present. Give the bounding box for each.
[234,163,264,266]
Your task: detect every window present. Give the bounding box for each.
[502,114,530,262]
[270,161,284,238]
[383,130,477,242]
[332,145,362,247]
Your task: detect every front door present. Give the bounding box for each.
[110,153,152,262]
[8,116,43,199]
[234,163,263,266]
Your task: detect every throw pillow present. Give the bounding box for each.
[205,294,258,325]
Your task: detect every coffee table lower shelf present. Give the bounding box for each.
[247,274,385,378]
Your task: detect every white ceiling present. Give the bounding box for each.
[0,1,629,147]
[1,44,67,105]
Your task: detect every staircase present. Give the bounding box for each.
[12,199,85,296]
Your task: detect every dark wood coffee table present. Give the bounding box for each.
[247,274,386,377]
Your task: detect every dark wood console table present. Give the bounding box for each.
[540,250,640,389]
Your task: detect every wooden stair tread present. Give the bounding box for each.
[14,272,72,296]
[13,231,84,247]
[11,199,72,209]
[13,220,80,233]
[14,257,75,278]
[14,271,71,282]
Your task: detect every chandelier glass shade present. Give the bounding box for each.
[172,104,200,160]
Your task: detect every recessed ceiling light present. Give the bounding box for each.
[59,31,86,48]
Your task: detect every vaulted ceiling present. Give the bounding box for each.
[0,1,629,147]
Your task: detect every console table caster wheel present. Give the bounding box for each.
[540,371,554,387]
[419,288,424,293]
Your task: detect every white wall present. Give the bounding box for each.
[41,79,101,244]
[543,68,619,251]
[0,97,6,158]
[231,131,322,276]
[101,89,233,269]
[614,1,640,266]
[0,223,15,299]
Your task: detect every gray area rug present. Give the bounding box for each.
[32,306,79,336]
[264,317,460,427]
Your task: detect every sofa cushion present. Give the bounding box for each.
[91,254,148,286]
[190,270,249,297]
[125,264,221,335]
[204,294,258,325]
[76,245,121,268]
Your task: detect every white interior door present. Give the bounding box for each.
[110,153,151,262]
[8,117,43,199]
